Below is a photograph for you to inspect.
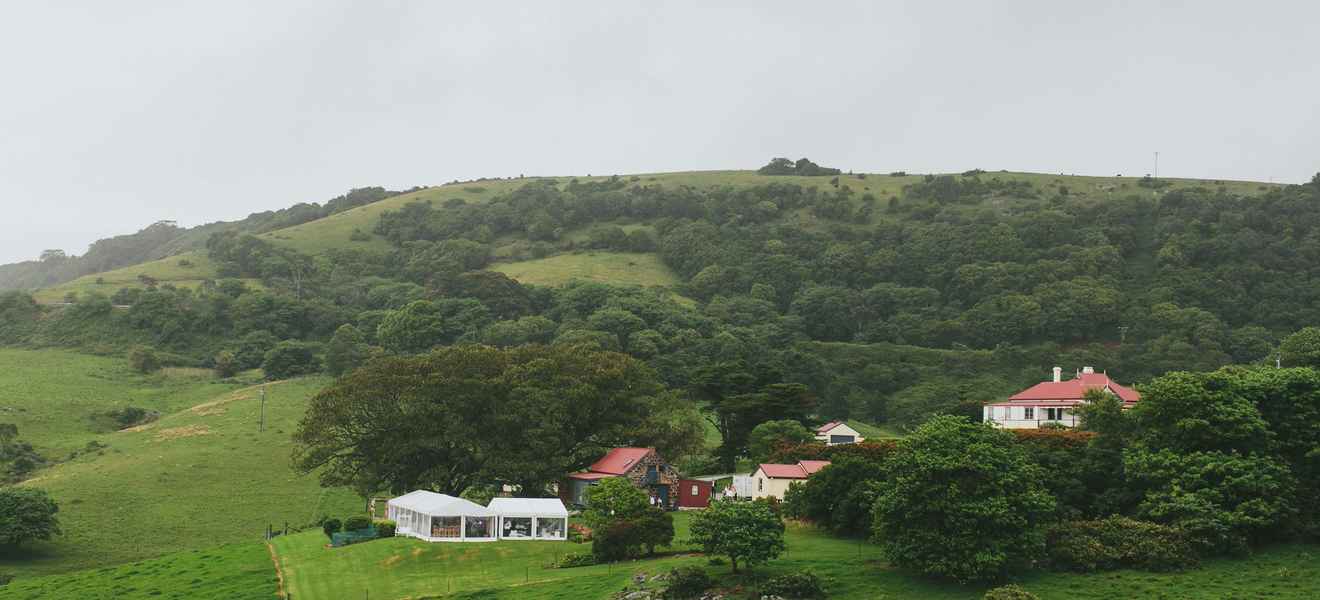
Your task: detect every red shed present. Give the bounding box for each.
[676,479,712,509]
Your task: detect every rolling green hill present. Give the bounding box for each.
[0,352,359,578]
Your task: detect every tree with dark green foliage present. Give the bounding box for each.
[581,477,649,531]
[293,344,702,496]
[0,487,61,548]
[783,455,887,535]
[690,499,785,573]
[872,415,1055,583]
[128,345,161,374]
[746,419,817,464]
[213,350,239,378]
[376,300,445,353]
[1279,327,1320,368]
[325,324,370,377]
[261,341,320,380]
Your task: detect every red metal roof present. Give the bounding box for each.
[815,420,844,434]
[586,447,653,475]
[758,460,832,479]
[990,371,1140,407]
[799,460,831,475]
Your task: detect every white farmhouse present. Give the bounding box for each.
[983,366,1140,429]
[814,421,864,445]
[750,460,830,500]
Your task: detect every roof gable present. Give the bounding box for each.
[757,460,832,479]
[587,447,654,475]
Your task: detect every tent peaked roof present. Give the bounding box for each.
[388,490,494,516]
[488,497,569,517]
[587,447,654,475]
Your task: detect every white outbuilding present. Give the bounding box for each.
[386,491,497,542]
[487,497,569,540]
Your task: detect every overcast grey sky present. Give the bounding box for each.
[2,1,1317,264]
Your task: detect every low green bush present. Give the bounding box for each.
[373,519,396,538]
[759,570,825,599]
[1046,516,1198,573]
[662,566,712,600]
[983,585,1038,600]
[322,518,341,539]
[555,552,596,568]
[343,515,372,532]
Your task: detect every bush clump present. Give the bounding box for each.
[321,518,341,539]
[662,566,712,599]
[555,552,596,568]
[983,584,1038,600]
[759,570,826,599]
[373,519,396,538]
[128,346,161,373]
[1046,516,1198,572]
[343,515,372,532]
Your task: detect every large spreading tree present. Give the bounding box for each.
[872,415,1056,583]
[292,343,703,497]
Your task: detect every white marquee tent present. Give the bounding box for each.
[487,498,569,540]
[386,492,570,542]
[386,491,497,542]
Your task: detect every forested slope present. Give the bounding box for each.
[4,165,1318,434]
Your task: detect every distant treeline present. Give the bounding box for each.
[0,187,414,291]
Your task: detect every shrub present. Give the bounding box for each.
[568,523,590,543]
[592,519,639,562]
[128,346,161,373]
[555,552,596,568]
[1046,516,1198,572]
[0,487,61,547]
[373,519,397,538]
[662,566,712,600]
[983,585,1038,600]
[262,341,321,380]
[213,350,239,378]
[322,518,341,539]
[759,570,826,599]
[343,515,372,532]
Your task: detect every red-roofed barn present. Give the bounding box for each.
[984,366,1140,429]
[561,447,681,508]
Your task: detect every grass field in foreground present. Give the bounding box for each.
[272,511,1320,600]
[0,348,252,457]
[4,375,361,578]
[0,542,277,600]
[491,252,680,288]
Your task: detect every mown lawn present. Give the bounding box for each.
[3,374,360,578]
[273,511,1320,600]
[0,542,277,600]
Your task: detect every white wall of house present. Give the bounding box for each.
[750,468,803,500]
[815,423,864,445]
[983,405,1078,429]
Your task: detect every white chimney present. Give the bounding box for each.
[1082,366,1095,374]
[1052,367,1062,383]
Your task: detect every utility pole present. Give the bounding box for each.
[1153,151,1159,178]
[260,385,266,432]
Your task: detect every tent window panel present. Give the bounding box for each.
[432,516,461,538]
[537,517,565,539]
[502,517,533,538]
[465,516,492,538]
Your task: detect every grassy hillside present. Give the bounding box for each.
[31,252,261,304]
[0,348,250,457]
[491,252,679,288]
[272,512,1320,600]
[0,542,278,600]
[4,372,360,577]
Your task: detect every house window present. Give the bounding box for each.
[1023,407,1034,420]
[1045,407,1064,420]
[758,478,763,491]
[691,485,699,496]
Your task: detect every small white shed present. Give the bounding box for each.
[488,497,569,540]
[386,491,497,542]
